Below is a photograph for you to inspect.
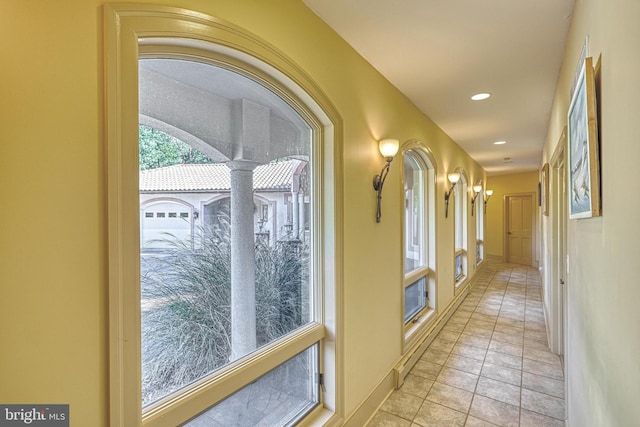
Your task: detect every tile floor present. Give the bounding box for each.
[367,262,565,427]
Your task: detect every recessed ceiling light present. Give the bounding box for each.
[471,93,491,101]
[494,141,506,145]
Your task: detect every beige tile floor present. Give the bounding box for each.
[367,263,565,427]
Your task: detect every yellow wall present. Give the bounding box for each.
[485,172,539,263]
[540,0,640,424]
[0,0,484,425]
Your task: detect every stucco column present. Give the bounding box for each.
[292,190,300,239]
[228,160,259,360]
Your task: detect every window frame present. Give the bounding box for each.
[453,171,468,290]
[400,143,437,351]
[475,186,485,266]
[104,5,343,426]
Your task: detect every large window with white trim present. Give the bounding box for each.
[402,145,436,348]
[139,56,321,425]
[475,185,485,265]
[454,173,468,287]
[105,6,339,426]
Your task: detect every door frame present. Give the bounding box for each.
[549,128,567,355]
[550,128,569,421]
[503,192,537,267]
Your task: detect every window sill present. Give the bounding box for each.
[297,407,339,427]
[454,276,468,294]
[404,308,436,351]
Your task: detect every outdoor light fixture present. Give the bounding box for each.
[444,171,461,218]
[471,182,483,216]
[373,138,400,223]
[484,189,494,213]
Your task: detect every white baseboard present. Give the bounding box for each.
[343,371,395,427]
[350,263,488,426]
[487,253,505,263]
[394,261,489,387]
[394,287,468,387]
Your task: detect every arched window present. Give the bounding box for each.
[454,172,468,288]
[402,144,437,349]
[475,184,485,265]
[105,5,340,426]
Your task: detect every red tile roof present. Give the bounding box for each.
[140,160,297,192]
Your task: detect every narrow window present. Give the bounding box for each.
[402,146,436,348]
[454,173,468,287]
[404,153,426,276]
[476,187,484,265]
[404,277,427,322]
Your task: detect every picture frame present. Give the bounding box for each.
[568,56,600,219]
[541,163,549,216]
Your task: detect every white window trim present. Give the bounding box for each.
[475,184,485,266]
[453,171,468,291]
[400,143,438,351]
[476,240,485,266]
[104,4,343,426]
[454,248,468,286]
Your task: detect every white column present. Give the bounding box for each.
[228,160,258,360]
[292,190,299,239]
[298,193,305,240]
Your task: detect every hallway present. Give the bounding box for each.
[368,263,565,426]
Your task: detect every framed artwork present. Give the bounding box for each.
[541,163,549,216]
[568,56,600,219]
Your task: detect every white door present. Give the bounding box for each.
[506,195,534,266]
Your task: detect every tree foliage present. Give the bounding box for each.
[139,125,213,170]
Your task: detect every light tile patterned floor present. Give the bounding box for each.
[367,263,565,427]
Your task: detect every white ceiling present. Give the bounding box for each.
[303,0,575,175]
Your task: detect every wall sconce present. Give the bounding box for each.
[471,182,483,216]
[444,172,461,218]
[373,138,400,223]
[484,189,493,213]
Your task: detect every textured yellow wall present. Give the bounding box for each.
[0,0,108,423]
[0,0,484,424]
[485,172,539,262]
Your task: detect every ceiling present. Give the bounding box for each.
[303,0,575,175]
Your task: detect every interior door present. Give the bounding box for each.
[555,144,569,421]
[506,195,534,265]
[557,157,567,358]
